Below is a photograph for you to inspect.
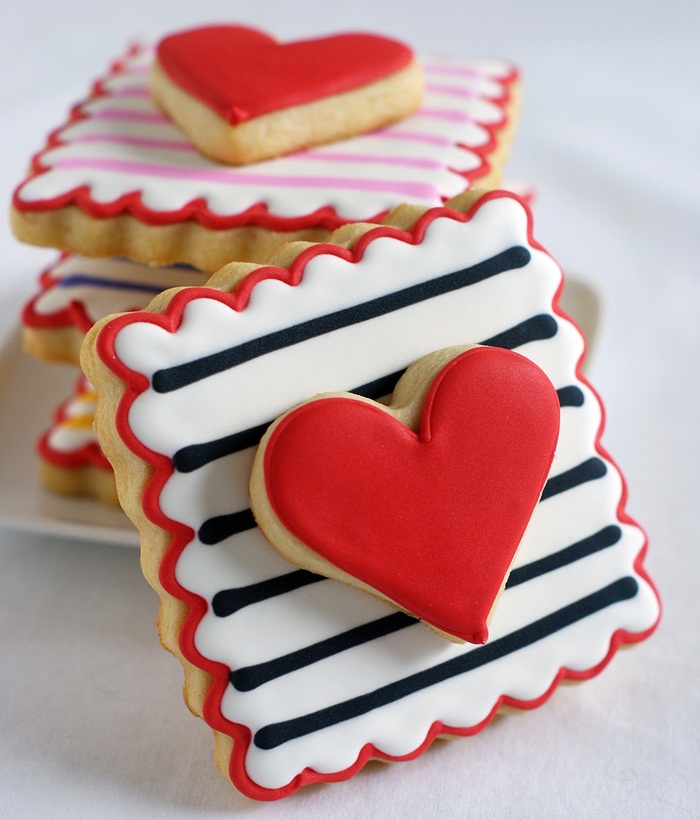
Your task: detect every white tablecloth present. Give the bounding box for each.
[1,2,698,817]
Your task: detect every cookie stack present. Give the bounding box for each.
[10,24,659,801]
[12,25,521,507]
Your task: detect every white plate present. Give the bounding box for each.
[0,276,598,549]
[0,329,138,546]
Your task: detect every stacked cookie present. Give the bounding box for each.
[12,25,521,506]
[11,24,659,801]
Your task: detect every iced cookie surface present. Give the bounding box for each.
[12,42,518,271]
[22,254,206,364]
[37,376,116,505]
[152,26,423,165]
[82,190,659,799]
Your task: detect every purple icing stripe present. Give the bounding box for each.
[52,158,441,198]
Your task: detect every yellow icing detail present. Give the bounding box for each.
[61,413,95,430]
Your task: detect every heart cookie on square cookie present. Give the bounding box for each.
[81,190,659,799]
[251,344,561,644]
[151,26,424,165]
[12,31,519,271]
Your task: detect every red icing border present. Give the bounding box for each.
[157,27,415,124]
[95,190,661,800]
[12,43,518,232]
[23,253,93,333]
[37,375,112,472]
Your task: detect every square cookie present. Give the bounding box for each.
[12,41,519,272]
[82,190,659,799]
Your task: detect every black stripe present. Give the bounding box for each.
[171,313,560,474]
[230,611,416,692]
[556,385,585,407]
[152,246,531,393]
[172,374,402,474]
[174,424,269,473]
[506,525,621,588]
[225,525,622,688]
[198,509,257,545]
[211,569,323,618]
[253,577,639,749]
[541,457,607,501]
[481,314,557,349]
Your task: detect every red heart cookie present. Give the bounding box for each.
[156,26,416,124]
[254,346,561,644]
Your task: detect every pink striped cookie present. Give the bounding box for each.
[11,37,519,271]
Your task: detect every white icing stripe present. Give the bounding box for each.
[15,45,516,223]
[100,195,658,795]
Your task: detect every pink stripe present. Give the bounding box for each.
[52,158,439,198]
[125,64,150,75]
[109,86,152,99]
[292,151,443,170]
[369,129,453,147]
[417,107,476,124]
[425,83,478,99]
[93,108,169,124]
[424,63,488,79]
[74,134,195,152]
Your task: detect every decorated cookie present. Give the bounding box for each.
[37,375,116,505]
[250,345,561,644]
[22,254,206,365]
[151,26,423,165]
[81,190,659,799]
[12,39,519,271]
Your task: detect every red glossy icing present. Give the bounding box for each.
[262,347,561,643]
[157,26,415,124]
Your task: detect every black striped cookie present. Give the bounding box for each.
[82,190,659,800]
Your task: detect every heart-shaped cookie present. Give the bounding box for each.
[151,25,423,164]
[156,26,417,124]
[251,345,561,644]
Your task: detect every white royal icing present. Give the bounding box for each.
[101,194,659,794]
[26,255,206,330]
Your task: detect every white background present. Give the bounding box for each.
[1,1,698,817]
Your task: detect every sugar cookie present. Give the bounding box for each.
[250,345,560,644]
[22,254,206,365]
[151,26,423,165]
[81,190,659,799]
[37,376,116,505]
